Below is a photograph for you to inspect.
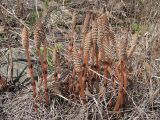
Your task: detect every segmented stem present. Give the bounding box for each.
[91,18,98,65]
[34,20,49,106]
[81,11,91,49]
[22,27,37,112]
[42,35,49,106]
[83,32,92,66]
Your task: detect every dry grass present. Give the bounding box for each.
[0,0,160,120]
[1,77,159,120]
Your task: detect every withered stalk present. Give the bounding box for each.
[103,62,109,87]
[25,49,37,112]
[78,71,86,104]
[121,60,127,96]
[114,60,127,111]
[22,27,37,112]
[42,36,49,106]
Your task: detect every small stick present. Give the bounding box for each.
[127,34,138,59]
[103,62,109,87]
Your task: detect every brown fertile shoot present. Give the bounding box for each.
[34,19,49,106]
[21,27,37,112]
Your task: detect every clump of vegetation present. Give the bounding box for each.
[0,0,159,120]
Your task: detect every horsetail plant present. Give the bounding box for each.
[21,26,37,112]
